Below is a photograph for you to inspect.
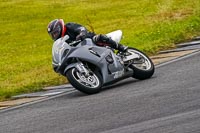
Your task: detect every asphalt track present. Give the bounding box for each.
[1,51,200,133]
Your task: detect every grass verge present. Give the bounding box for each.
[0,0,200,101]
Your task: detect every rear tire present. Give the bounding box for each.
[66,68,103,94]
[127,47,155,80]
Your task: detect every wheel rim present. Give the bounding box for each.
[127,49,152,71]
[71,68,100,88]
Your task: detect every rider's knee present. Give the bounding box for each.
[93,34,109,44]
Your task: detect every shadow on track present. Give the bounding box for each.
[65,78,140,98]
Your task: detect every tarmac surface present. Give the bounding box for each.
[0,42,200,133]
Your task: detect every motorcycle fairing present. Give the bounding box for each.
[61,39,126,84]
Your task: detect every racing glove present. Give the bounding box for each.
[76,32,87,41]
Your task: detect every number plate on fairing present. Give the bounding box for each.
[112,69,124,79]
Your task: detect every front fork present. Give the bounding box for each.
[75,61,90,77]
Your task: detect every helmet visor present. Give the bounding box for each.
[48,26,61,41]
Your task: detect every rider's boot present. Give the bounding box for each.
[118,44,128,52]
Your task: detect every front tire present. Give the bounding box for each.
[66,68,103,94]
[127,47,155,80]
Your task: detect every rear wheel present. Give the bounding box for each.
[125,47,155,80]
[66,68,102,94]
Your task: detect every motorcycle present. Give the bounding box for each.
[52,30,154,94]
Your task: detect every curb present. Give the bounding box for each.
[176,40,200,48]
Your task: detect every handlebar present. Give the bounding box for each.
[68,40,82,46]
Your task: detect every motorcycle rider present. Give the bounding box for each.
[47,19,128,52]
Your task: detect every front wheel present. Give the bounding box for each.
[126,47,155,80]
[66,68,103,94]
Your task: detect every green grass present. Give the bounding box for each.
[0,0,200,101]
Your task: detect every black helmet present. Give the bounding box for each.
[47,19,65,41]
